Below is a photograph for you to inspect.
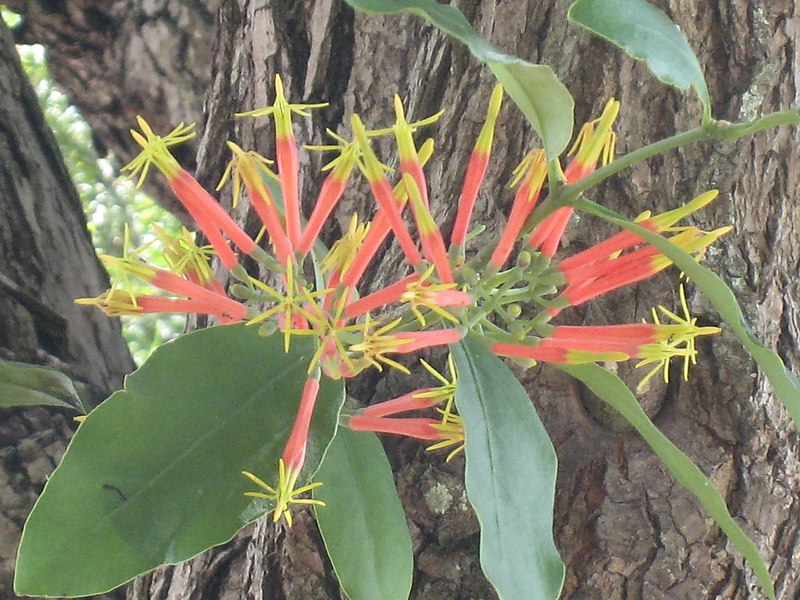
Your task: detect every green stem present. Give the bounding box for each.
[467,276,520,329]
[477,318,510,338]
[566,108,800,200]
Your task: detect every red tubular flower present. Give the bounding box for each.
[558,190,721,274]
[130,296,239,318]
[490,149,547,268]
[278,134,302,246]
[123,118,261,269]
[392,329,463,354]
[557,224,655,273]
[530,99,620,257]
[241,374,325,528]
[361,389,439,417]
[542,319,720,361]
[170,169,262,257]
[345,266,469,323]
[551,323,659,343]
[491,341,629,364]
[282,377,321,475]
[340,139,434,288]
[219,142,293,264]
[558,225,732,307]
[561,244,661,288]
[75,290,244,322]
[348,414,441,440]
[236,75,328,247]
[451,84,504,249]
[402,174,454,282]
[345,274,419,319]
[351,114,422,268]
[101,256,248,320]
[149,268,245,314]
[536,324,658,356]
[298,136,360,255]
[339,211,390,289]
[380,93,444,209]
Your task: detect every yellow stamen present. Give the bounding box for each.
[75,289,144,317]
[305,129,362,179]
[400,266,462,326]
[217,141,279,207]
[636,285,721,389]
[320,214,370,275]
[427,408,465,462]
[154,225,216,286]
[568,99,620,169]
[348,315,415,374]
[236,74,328,137]
[122,117,196,186]
[509,149,547,189]
[246,262,329,352]
[242,460,325,528]
[414,353,458,412]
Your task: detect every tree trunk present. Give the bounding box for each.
[8,1,800,598]
[0,18,135,600]
[4,0,222,219]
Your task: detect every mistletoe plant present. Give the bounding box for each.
[12,1,800,599]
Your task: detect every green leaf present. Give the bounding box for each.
[569,0,711,121]
[15,325,344,597]
[0,358,83,411]
[560,363,774,600]
[452,337,564,600]
[576,198,800,432]
[313,428,413,600]
[343,0,574,160]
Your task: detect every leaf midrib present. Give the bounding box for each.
[35,343,313,562]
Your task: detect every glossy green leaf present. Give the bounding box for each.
[560,363,774,600]
[0,358,83,411]
[343,0,574,160]
[15,325,344,597]
[569,0,711,121]
[313,428,413,600]
[452,337,564,600]
[576,198,800,431]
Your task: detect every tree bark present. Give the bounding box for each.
[8,1,800,598]
[4,0,222,219]
[0,18,135,600]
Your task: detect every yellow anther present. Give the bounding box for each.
[236,74,328,137]
[122,116,196,186]
[348,315,414,374]
[217,141,278,207]
[320,214,370,275]
[242,460,325,528]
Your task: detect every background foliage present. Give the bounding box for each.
[3,6,184,363]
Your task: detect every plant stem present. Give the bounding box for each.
[566,108,800,200]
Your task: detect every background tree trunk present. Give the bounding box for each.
[6,1,800,598]
[0,18,135,600]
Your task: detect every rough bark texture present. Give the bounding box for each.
[6,0,800,599]
[0,18,135,600]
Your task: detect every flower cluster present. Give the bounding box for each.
[79,76,727,525]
